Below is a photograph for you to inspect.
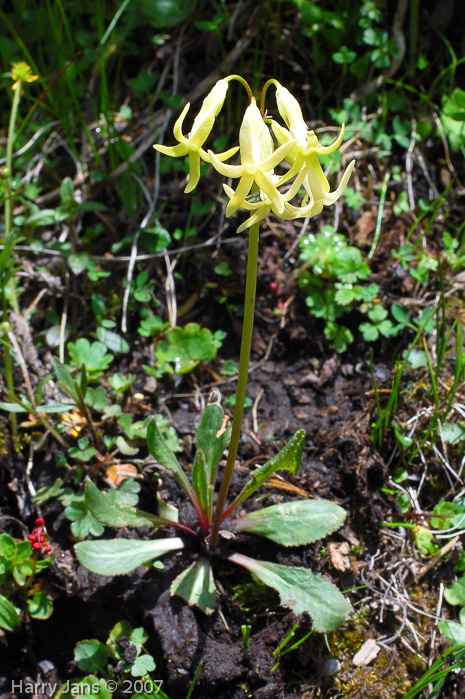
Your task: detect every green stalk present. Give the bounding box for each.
[4,81,21,241]
[2,79,23,437]
[209,220,260,551]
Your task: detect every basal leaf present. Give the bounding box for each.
[85,480,168,529]
[195,403,231,484]
[147,417,197,504]
[75,537,184,576]
[170,557,216,615]
[224,430,305,518]
[234,499,346,546]
[191,449,209,517]
[229,553,350,632]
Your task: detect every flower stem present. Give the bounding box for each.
[2,80,22,437]
[209,220,260,551]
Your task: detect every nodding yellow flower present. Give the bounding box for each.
[11,62,38,92]
[223,169,318,234]
[155,75,354,234]
[208,98,296,218]
[154,78,239,193]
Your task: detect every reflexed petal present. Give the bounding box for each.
[304,154,331,198]
[223,184,261,211]
[320,159,356,204]
[185,152,201,193]
[226,174,255,217]
[282,167,310,202]
[208,149,244,178]
[173,103,191,144]
[285,198,322,217]
[260,139,297,173]
[276,154,304,188]
[255,171,285,214]
[199,145,239,163]
[154,143,188,157]
[269,120,293,146]
[236,205,271,233]
[306,124,346,155]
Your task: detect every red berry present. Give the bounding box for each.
[44,546,52,553]
[32,543,42,550]
[269,282,277,292]
[35,518,45,526]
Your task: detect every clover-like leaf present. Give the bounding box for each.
[74,640,110,673]
[67,338,114,378]
[154,323,220,374]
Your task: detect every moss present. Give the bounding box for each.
[330,616,426,699]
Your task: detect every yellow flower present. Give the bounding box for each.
[208,98,296,217]
[223,168,317,234]
[154,78,239,193]
[11,62,38,92]
[269,118,355,213]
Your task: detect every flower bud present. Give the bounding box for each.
[275,83,308,148]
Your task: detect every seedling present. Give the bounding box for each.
[75,76,353,632]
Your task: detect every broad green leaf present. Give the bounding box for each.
[192,449,209,517]
[75,537,184,576]
[38,402,77,413]
[84,480,169,529]
[0,593,20,631]
[444,576,465,606]
[96,327,130,354]
[439,619,465,647]
[115,435,139,456]
[154,323,219,374]
[0,401,30,413]
[234,499,346,546]
[147,417,197,503]
[195,403,231,483]
[0,534,17,560]
[27,591,53,619]
[170,557,216,615]
[67,338,114,376]
[75,640,110,673]
[55,676,111,699]
[225,430,305,517]
[229,553,350,632]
